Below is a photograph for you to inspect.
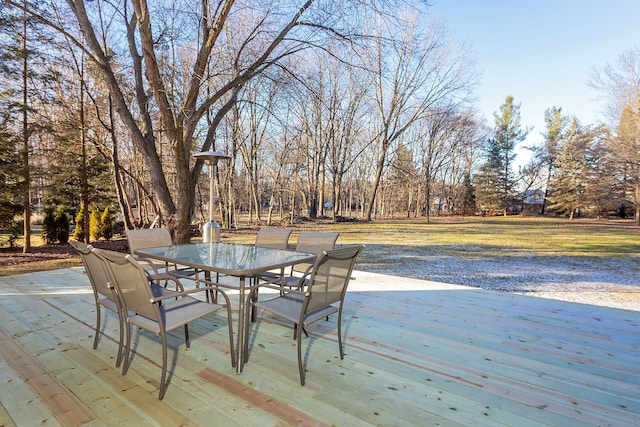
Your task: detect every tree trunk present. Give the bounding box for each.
[366,143,388,221]
[21,10,30,253]
[108,96,135,231]
[636,181,640,225]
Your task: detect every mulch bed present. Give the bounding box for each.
[0,239,129,271]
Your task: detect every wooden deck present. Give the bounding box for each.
[0,267,638,426]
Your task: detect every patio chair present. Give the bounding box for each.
[98,251,235,400]
[254,227,292,250]
[69,240,125,367]
[281,231,339,290]
[245,245,364,385]
[126,228,197,280]
[254,227,292,285]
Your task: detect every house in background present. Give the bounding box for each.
[520,189,546,214]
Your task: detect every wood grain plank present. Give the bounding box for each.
[0,326,95,426]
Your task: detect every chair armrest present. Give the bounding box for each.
[150,285,228,303]
[148,273,185,292]
[135,256,161,275]
[299,264,314,280]
[287,264,314,290]
[248,282,307,297]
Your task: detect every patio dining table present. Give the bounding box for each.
[135,241,316,374]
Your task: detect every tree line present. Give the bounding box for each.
[1,1,638,251]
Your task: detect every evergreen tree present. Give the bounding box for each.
[41,206,57,244]
[0,3,57,252]
[492,96,529,215]
[99,207,113,240]
[461,172,476,216]
[547,119,604,219]
[0,122,23,244]
[89,209,101,241]
[474,138,503,214]
[73,206,86,241]
[539,107,568,214]
[55,207,69,244]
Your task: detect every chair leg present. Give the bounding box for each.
[216,290,236,367]
[297,321,305,386]
[293,324,309,339]
[115,310,124,368]
[337,308,344,359]
[122,322,132,375]
[244,290,256,364]
[226,303,236,367]
[93,304,101,349]
[159,332,168,400]
[184,324,190,348]
[213,273,220,303]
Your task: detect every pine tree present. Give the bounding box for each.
[0,4,57,252]
[474,138,503,215]
[547,119,592,219]
[494,96,528,215]
[461,172,476,216]
[0,122,23,245]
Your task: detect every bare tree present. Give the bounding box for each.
[417,106,471,221]
[8,0,395,241]
[365,15,476,220]
[323,59,370,222]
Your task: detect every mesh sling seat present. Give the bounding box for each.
[98,252,235,400]
[69,240,125,367]
[245,245,364,385]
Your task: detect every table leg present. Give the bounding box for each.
[236,275,245,374]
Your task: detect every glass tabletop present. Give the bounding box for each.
[135,242,316,276]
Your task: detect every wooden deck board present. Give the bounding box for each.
[0,268,638,426]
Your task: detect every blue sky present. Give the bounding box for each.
[427,0,640,163]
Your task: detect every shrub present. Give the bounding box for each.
[55,207,69,244]
[0,201,22,244]
[100,207,113,240]
[0,221,20,248]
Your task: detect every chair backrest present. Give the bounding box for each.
[305,245,364,313]
[255,227,292,250]
[96,249,158,321]
[126,228,173,255]
[292,231,339,274]
[295,231,339,254]
[70,240,120,299]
